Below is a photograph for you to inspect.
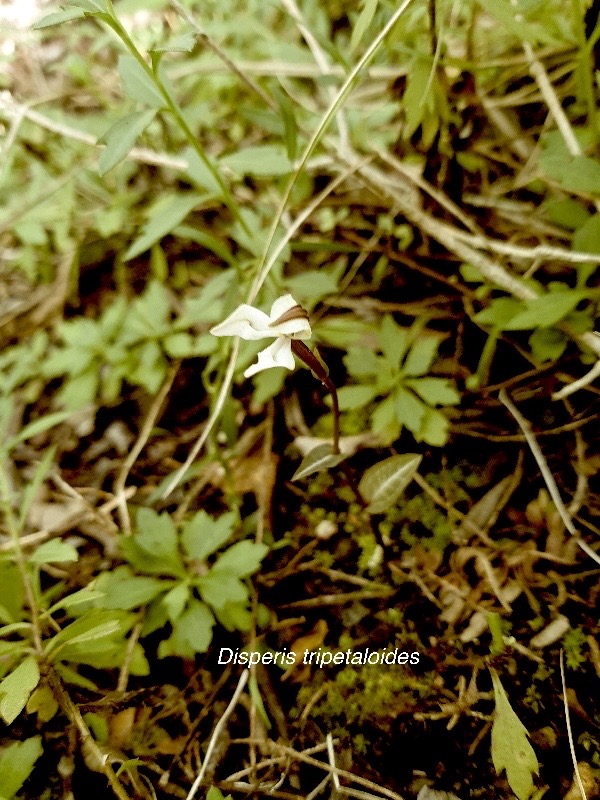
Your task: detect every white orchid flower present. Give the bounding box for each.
[210,294,311,378]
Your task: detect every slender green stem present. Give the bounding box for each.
[102,5,250,234]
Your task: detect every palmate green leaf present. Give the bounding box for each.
[127,508,184,576]
[394,386,426,434]
[161,583,190,622]
[405,377,460,406]
[491,669,539,800]
[159,599,214,658]
[94,566,166,610]
[198,572,248,610]
[98,109,157,175]
[118,55,166,109]
[292,443,347,481]
[124,193,204,260]
[358,453,422,515]
[212,541,269,579]
[503,290,588,330]
[0,657,40,725]
[337,385,379,411]
[182,510,237,561]
[57,369,99,409]
[344,348,382,378]
[418,407,450,446]
[403,334,440,377]
[378,315,409,369]
[0,736,43,799]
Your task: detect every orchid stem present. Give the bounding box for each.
[291,340,340,455]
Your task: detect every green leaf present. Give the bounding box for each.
[405,377,460,406]
[18,446,55,532]
[394,386,426,433]
[418,407,450,446]
[0,657,40,725]
[207,785,233,800]
[66,0,109,11]
[118,55,166,109]
[161,583,190,622]
[57,369,99,409]
[29,540,78,564]
[0,564,24,623]
[539,152,600,194]
[159,600,214,657]
[403,334,440,377]
[542,198,590,231]
[184,147,225,196]
[358,453,422,515]
[220,145,291,177]
[337,385,379,410]
[32,9,86,28]
[344,348,382,378]
[94,566,165,609]
[286,270,339,307]
[272,86,298,163]
[212,541,269,578]
[474,298,524,328]
[48,611,123,653]
[371,394,398,436]
[130,508,184,575]
[152,32,195,53]
[7,411,71,448]
[491,669,539,800]
[378,315,409,369]
[476,0,552,44]
[292,443,347,481]
[529,328,567,362]
[45,588,106,616]
[164,332,195,357]
[403,56,433,139]
[573,213,600,254]
[124,193,203,260]
[98,110,157,175]
[0,736,43,799]
[198,572,248,610]
[182,510,237,561]
[350,0,379,52]
[503,290,588,330]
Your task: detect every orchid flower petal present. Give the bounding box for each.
[243,339,295,378]
[209,304,272,341]
[268,294,312,339]
[269,294,298,321]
